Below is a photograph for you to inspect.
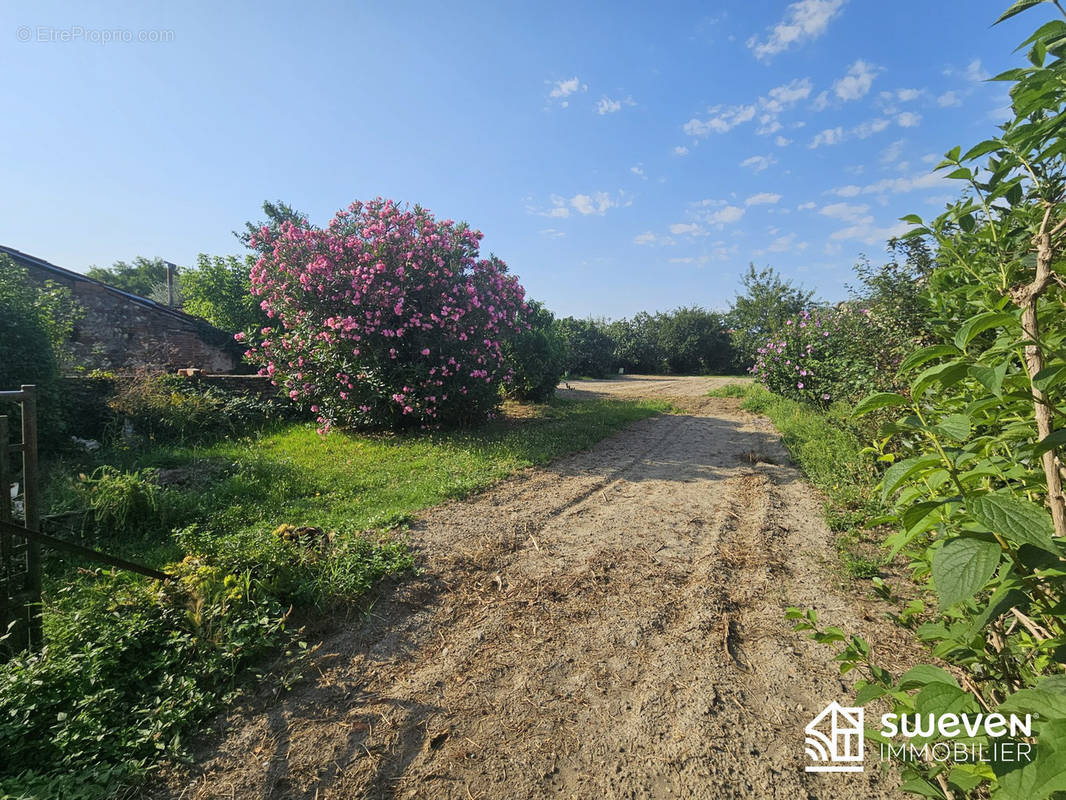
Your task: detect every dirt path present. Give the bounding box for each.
[158,377,911,799]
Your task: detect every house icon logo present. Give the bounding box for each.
[804,701,865,772]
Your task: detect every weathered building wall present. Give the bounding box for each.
[2,246,244,373]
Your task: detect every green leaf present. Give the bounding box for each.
[947,167,974,181]
[954,311,1017,351]
[962,139,1003,161]
[1034,430,1066,458]
[970,362,1009,397]
[912,360,970,398]
[1033,363,1066,392]
[899,213,924,225]
[996,0,1051,24]
[932,534,1002,609]
[882,455,946,502]
[853,392,910,417]
[968,494,1058,552]
[898,344,962,374]
[897,664,960,690]
[933,413,972,442]
[999,688,1066,721]
[992,719,1066,800]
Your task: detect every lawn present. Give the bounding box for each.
[2,395,668,800]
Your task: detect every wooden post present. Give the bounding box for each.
[20,386,41,651]
[0,415,9,649]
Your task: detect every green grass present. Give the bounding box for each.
[714,383,887,579]
[4,395,667,800]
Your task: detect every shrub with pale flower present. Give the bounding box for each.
[241,199,527,430]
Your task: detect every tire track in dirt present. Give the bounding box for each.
[154,379,913,800]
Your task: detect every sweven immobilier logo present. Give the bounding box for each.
[804,700,1035,772]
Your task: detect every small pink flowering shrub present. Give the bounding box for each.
[750,307,882,406]
[241,199,527,430]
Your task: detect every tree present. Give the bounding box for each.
[179,254,267,332]
[608,313,664,374]
[0,256,81,442]
[557,318,615,378]
[236,200,308,247]
[727,264,814,370]
[86,256,174,299]
[656,306,733,374]
[503,300,568,401]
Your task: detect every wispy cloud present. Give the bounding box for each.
[937,90,962,107]
[633,231,675,246]
[597,95,635,115]
[827,170,948,198]
[747,0,847,61]
[673,145,689,156]
[809,127,844,148]
[746,192,782,206]
[896,111,922,128]
[528,190,630,218]
[834,60,879,101]
[547,76,587,107]
[684,77,812,139]
[740,154,777,172]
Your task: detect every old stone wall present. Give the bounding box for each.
[9,252,243,373]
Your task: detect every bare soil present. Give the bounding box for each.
[155,376,916,800]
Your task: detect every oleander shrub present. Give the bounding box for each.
[504,300,568,402]
[241,198,528,430]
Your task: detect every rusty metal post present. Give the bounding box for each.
[20,386,41,651]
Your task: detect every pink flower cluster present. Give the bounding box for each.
[241,198,527,430]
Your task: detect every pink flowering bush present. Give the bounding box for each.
[240,199,527,430]
[749,306,883,406]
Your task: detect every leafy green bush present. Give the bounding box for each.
[78,466,162,539]
[179,254,268,332]
[503,300,568,402]
[727,264,814,371]
[0,527,412,799]
[0,257,81,444]
[799,6,1066,797]
[557,317,616,377]
[108,374,297,444]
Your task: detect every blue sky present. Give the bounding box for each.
[0,0,1036,318]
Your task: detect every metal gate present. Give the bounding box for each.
[0,385,41,656]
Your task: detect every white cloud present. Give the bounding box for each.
[880,138,905,164]
[895,88,921,102]
[765,232,806,252]
[571,192,617,215]
[852,118,889,139]
[829,219,910,244]
[633,231,674,246]
[937,90,962,107]
[747,0,847,61]
[762,77,813,112]
[539,228,566,239]
[897,111,922,128]
[775,135,793,147]
[834,60,879,101]
[797,201,816,210]
[548,77,587,106]
[966,58,989,82]
[673,145,689,156]
[811,90,830,111]
[828,171,949,198]
[684,103,757,136]
[809,126,844,148]
[630,164,646,178]
[740,154,777,172]
[709,205,746,224]
[820,201,872,224]
[670,222,704,235]
[746,192,782,206]
[597,97,622,115]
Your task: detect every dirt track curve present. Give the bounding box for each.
[155,376,911,800]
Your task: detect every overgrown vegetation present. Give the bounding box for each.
[0,396,666,798]
[738,4,1066,796]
